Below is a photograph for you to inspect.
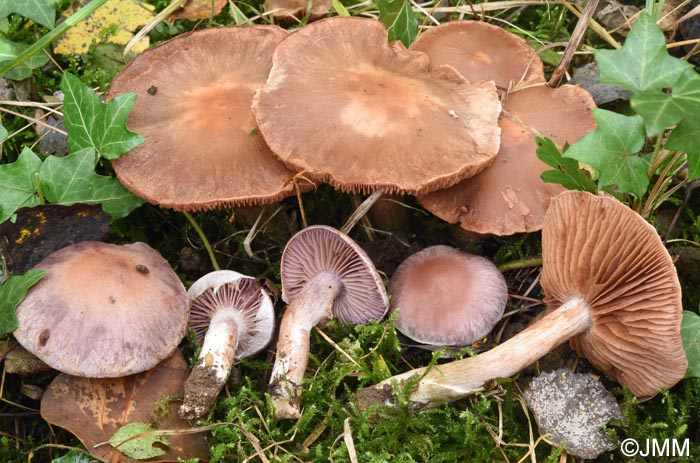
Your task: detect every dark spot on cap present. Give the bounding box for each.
[136,264,150,274]
[39,329,50,347]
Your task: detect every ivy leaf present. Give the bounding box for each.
[0,270,46,336]
[596,14,691,94]
[0,148,42,224]
[0,38,50,80]
[0,123,7,140]
[60,72,144,160]
[681,310,700,378]
[377,0,418,47]
[108,422,170,460]
[564,109,649,197]
[40,148,144,219]
[632,69,700,136]
[0,0,55,29]
[666,115,700,180]
[536,137,597,192]
[51,450,98,463]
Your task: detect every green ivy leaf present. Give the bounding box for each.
[109,422,170,460]
[40,148,144,219]
[536,137,597,193]
[681,310,700,378]
[0,0,55,29]
[0,270,45,337]
[666,116,700,180]
[596,14,691,94]
[0,123,7,140]
[0,148,42,224]
[377,0,418,47]
[60,72,144,160]
[0,38,49,81]
[564,109,649,197]
[631,69,700,136]
[51,450,98,463]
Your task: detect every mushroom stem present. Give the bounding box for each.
[270,271,343,419]
[180,309,242,419]
[356,297,592,412]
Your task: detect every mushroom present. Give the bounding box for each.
[252,16,502,196]
[179,270,275,420]
[418,85,596,235]
[109,26,301,211]
[410,20,546,92]
[264,0,331,22]
[270,225,389,419]
[524,369,622,459]
[356,191,687,411]
[389,245,507,348]
[13,241,188,377]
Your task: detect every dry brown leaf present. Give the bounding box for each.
[40,351,209,463]
[169,0,227,20]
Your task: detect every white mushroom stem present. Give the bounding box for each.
[180,309,243,420]
[356,297,592,412]
[270,271,343,420]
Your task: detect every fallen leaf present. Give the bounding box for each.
[54,0,155,56]
[169,0,227,20]
[40,351,210,463]
[109,422,170,460]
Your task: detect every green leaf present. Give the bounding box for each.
[666,116,700,180]
[40,148,144,219]
[331,0,350,16]
[0,147,42,224]
[596,14,691,94]
[109,422,170,460]
[60,72,144,159]
[377,0,418,47]
[0,38,49,80]
[681,310,700,378]
[536,137,597,193]
[0,270,45,336]
[0,0,55,29]
[564,109,649,197]
[0,123,7,140]
[632,69,700,136]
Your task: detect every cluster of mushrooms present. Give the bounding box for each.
[7,15,690,461]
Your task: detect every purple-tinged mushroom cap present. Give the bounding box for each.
[390,246,507,347]
[14,241,188,378]
[281,225,389,324]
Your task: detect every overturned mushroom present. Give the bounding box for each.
[253,16,501,196]
[390,246,507,348]
[356,191,687,411]
[270,226,389,419]
[14,241,188,378]
[179,271,274,420]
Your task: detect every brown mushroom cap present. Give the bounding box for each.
[390,246,507,347]
[418,85,596,235]
[187,270,275,358]
[281,225,389,324]
[410,20,546,91]
[264,0,331,22]
[110,26,299,211]
[541,191,687,397]
[14,241,188,377]
[252,17,502,195]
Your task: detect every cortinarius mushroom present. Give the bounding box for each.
[179,270,275,420]
[14,241,188,377]
[110,26,300,210]
[270,225,389,419]
[253,16,502,195]
[390,246,507,348]
[410,20,546,91]
[356,191,687,411]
